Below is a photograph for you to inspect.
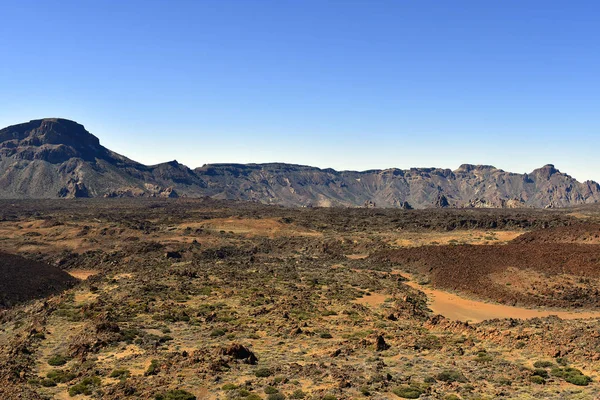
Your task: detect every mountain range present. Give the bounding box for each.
[1,118,599,209]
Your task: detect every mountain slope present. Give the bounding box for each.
[0,119,205,198]
[193,163,600,208]
[1,118,599,208]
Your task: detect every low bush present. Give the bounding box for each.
[68,376,101,397]
[436,370,467,383]
[41,378,57,387]
[46,369,76,384]
[110,368,130,379]
[155,389,196,400]
[255,367,273,377]
[145,359,160,376]
[533,360,554,369]
[48,354,68,366]
[529,375,545,384]
[290,389,306,399]
[551,367,592,386]
[392,385,423,399]
[264,386,279,394]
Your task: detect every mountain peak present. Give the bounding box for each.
[531,164,560,179]
[455,164,499,173]
[0,118,105,162]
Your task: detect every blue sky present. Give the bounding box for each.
[1,1,599,181]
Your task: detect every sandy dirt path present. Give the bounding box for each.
[402,274,600,323]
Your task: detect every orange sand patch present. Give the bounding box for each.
[97,344,144,362]
[345,254,369,260]
[67,269,99,280]
[402,274,600,323]
[353,292,392,307]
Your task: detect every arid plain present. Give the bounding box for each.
[1,199,600,399]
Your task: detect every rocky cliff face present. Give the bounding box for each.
[1,118,599,208]
[0,119,202,199]
[193,162,600,208]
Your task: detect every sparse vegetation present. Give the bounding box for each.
[0,199,599,399]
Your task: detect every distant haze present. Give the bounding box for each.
[1,1,599,181]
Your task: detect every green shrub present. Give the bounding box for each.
[551,367,592,386]
[267,394,286,400]
[533,360,554,369]
[145,359,160,376]
[246,395,262,400]
[474,351,493,363]
[222,383,238,391]
[529,375,545,384]
[264,386,279,394]
[565,373,592,386]
[46,369,76,383]
[533,369,549,378]
[556,357,569,366]
[255,367,272,378]
[48,354,68,366]
[322,395,337,400]
[41,378,57,387]
[69,382,91,396]
[444,395,461,400]
[156,389,196,400]
[497,377,511,386]
[436,370,467,383]
[210,328,226,337]
[319,332,333,339]
[290,389,306,399]
[68,377,101,397]
[392,385,423,399]
[109,368,130,379]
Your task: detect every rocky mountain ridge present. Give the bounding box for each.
[1,118,599,208]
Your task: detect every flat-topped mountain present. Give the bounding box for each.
[0,119,203,199]
[1,118,599,208]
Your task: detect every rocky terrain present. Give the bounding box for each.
[1,118,600,208]
[1,199,600,399]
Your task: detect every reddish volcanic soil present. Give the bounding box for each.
[374,234,600,308]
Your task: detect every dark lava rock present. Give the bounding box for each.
[165,251,182,259]
[375,335,390,351]
[219,344,258,365]
[0,252,78,308]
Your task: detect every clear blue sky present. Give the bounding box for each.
[1,1,599,181]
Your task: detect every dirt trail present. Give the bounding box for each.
[66,269,99,280]
[402,274,600,323]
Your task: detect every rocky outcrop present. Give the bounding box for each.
[1,119,599,208]
[434,194,450,208]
